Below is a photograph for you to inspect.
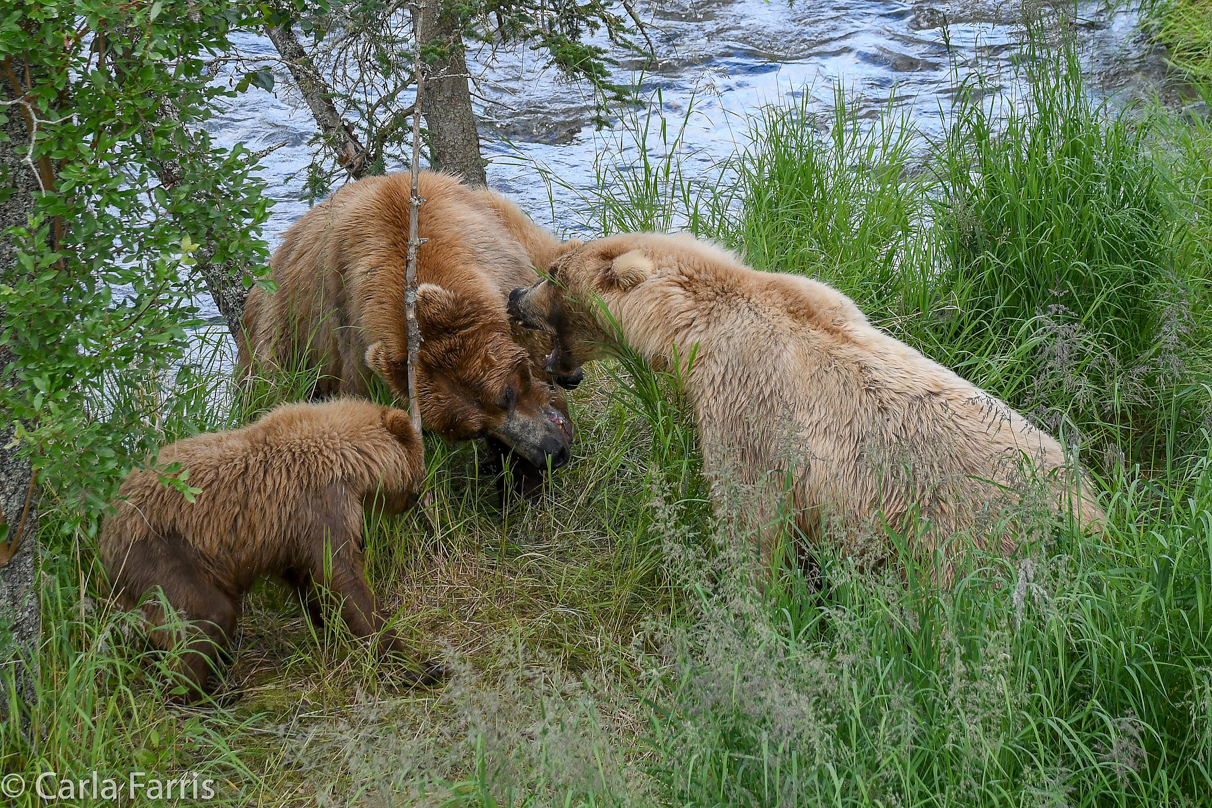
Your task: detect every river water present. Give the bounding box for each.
[196,0,1170,332]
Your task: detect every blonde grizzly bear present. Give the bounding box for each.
[508,232,1105,582]
[237,172,578,473]
[99,399,441,701]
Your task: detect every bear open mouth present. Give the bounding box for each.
[542,406,573,444]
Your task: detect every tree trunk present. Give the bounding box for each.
[414,2,485,186]
[0,433,37,719]
[265,21,369,180]
[0,64,42,720]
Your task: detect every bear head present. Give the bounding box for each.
[507,238,656,374]
[366,284,573,470]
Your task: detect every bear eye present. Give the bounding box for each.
[498,386,516,410]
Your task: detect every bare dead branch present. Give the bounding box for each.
[405,7,425,440]
[0,98,46,194]
[251,139,291,161]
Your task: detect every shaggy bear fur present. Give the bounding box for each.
[508,232,1106,582]
[98,399,440,701]
[237,171,577,471]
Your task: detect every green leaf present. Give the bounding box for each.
[242,66,275,93]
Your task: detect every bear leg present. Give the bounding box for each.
[306,493,445,687]
[177,592,238,702]
[143,579,237,703]
[325,548,394,650]
[282,567,325,628]
[316,535,444,684]
[304,492,403,653]
[116,532,238,701]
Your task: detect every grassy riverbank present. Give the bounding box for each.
[4,35,1212,808]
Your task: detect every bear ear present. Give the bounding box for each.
[383,409,421,450]
[600,250,653,291]
[415,283,476,337]
[365,341,396,375]
[550,238,584,265]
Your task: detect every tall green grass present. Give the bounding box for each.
[1143,0,1212,90]
[726,86,927,306]
[647,456,1212,806]
[933,46,1196,465]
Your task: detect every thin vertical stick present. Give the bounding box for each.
[405,2,427,438]
[408,2,438,528]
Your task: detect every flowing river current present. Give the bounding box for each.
[193,0,1173,342]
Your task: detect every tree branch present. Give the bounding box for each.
[621,0,657,66]
[370,102,415,160]
[265,20,368,179]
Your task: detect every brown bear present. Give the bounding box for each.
[508,232,1106,583]
[237,171,579,472]
[98,398,441,701]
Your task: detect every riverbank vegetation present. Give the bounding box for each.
[3,21,1212,808]
[1144,0,1212,91]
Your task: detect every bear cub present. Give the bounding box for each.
[99,398,442,701]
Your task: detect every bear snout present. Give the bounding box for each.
[539,434,571,470]
[492,405,574,472]
[508,286,540,329]
[554,367,584,390]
